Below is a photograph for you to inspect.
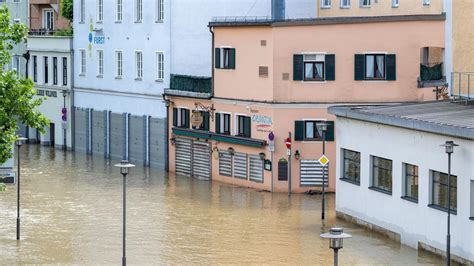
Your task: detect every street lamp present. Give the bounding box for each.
[440,141,458,266]
[320,227,352,266]
[114,160,135,266]
[15,136,27,240]
[320,122,328,220]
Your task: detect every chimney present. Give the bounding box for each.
[271,0,285,21]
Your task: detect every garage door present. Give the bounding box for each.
[300,160,328,187]
[129,115,144,165]
[175,138,192,176]
[92,110,105,156]
[74,108,87,152]
[192,141,211,180]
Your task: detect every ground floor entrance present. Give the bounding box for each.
[175,137,211,180]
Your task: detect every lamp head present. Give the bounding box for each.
[15,137,27,147]
[319,121,329,132]
[320,227,352,250]
[294,150,300,160]
[114,160,135,175]
[441,141,459,154]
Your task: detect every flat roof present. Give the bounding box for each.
[328,101,474,140]
[209,14,445,27]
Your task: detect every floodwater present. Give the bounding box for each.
[0,145,443,265]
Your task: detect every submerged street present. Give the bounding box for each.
[0,145,444,265]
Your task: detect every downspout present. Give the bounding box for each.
[209,25,215,96]
[163,94,170,172]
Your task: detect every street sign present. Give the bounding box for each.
[285,138,291,149]
[268,140,275,152]
[318,155,330,166]
[61,120,67,129]
[61,107,67,121]
[287,149,291,156]
[0,171,16,184]
[268,132,275,141]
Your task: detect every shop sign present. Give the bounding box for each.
[253,115,273,133]
[264,159,272,171]
[36,89,57,97]
[191,110,203,127]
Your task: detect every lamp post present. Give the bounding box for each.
[320,122,328,220]
[114,160,135,266]
[61,90,69,151]
[440,141,458,266]
[15,136,27,240]
[320,228,352,266]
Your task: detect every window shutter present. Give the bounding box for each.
[228,48,236,69]
[354,54,365,80]
[184,109,190,128]
[294,120,304,141]
[215,48,221,69]
[215,113,221,134]
[293,54,304,81]
[203,112,210,131]
[386,54,396,81]
[324,121,335,141]
[172,108,178,127]
[325,54,335,81]
[243,116,251,138]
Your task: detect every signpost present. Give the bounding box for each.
[268,132,275,192]
[286,134,292,196]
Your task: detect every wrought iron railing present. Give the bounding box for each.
[211,16,272,23]
[28,29,56,36]
[451,72,474,100]
[169,74,211,94]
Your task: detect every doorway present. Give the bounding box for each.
[49,123,55,146]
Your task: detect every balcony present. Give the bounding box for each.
[30,0,58,4]
[164,74,212,99]
[27,35,72,52]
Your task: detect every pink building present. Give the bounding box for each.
[164,14,445,193]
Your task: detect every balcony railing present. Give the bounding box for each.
[451,72,474,100]
[29,29,56,36]
[169,74,211,93]
[211,16,272,23]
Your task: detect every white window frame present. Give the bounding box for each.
[321,0,331,8]
[176,107,189,128]
[97,50,104,76]
[97,0,104,22]
[360,0,371,7]
[135,0,143,22]
[217,112,232,135]
[115,50,123,78]
[423,0,430,6]
[116,0,123,22]
[155,51,164,81]
[392,0,399,7]
[340,0,350,8]
[80,0,85,23]
[43,9,54,30]
[79,49,86,75]
[155,0,164,22]
[135,51,143,79]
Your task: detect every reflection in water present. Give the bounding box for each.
[0,145,442,264]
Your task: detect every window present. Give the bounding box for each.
[371,156,392,194]
[360,0,371,7]
[156,0,164,22]
[135,0,143,22]
[321,0,331,8]
[304,54,325,81]
[172,108,190,128]
[294,54,335,81]
[215,47,235,69]
[115,51,123,78]
[392,0,399,7]
[236,115,251,138]
[304,121,324,140]
[216,113,231,135]
[365,54,385,80]
[342,149,360,184]
[43,56,48,84]
[13,18,21,24]
[135,51,143,79]
[116,0,122,22]
[431,170,457,212]
[97,50,104,76]
[403,163,418,201]
[79,49,86,75]
[191,111,210,131]
[423,0,430,5]
[156,52,164,81]
[80,0,85,22]
[62,57,67,86]
[33,56,37,82]
[295,120,334,141]
[97,0,104,22]
[43,9,54,31]
[341,0,350,8]
[53,57,58,85]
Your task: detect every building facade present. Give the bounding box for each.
[72,0,316,168]
[329,102,474,264]
[164,14,445,193]
[29,0,70,34]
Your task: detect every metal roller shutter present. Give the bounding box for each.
[128,115,144,165]
[233,152,248,180]
[175,138,192,176]
[192,141,211,180]
[74,108,87,152]
[249,154,263,183]
[300,160,328,187]
[149,117,166,169]
[92,110,105,156]
[110,113,124,160]
[219,151,232,177]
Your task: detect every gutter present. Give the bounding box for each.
[209,26,215,97]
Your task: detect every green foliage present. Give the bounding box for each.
[60,0,73,21]
[0,183,5,191]
[54,27,73,36]
[0,6,49,165]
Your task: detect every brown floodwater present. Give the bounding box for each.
[0,145,443,265]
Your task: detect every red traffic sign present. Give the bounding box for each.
[285,137,291,149]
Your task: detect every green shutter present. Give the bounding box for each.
[325,54,335,81]
[243,116,251,138]
[294,121,304,141]
[215,48,221,69]
[293,54,304,81]
[203,112,210,131]
[386,54,396,81]
[215,113,221,133]
[184,109,190,128]
[354,54,365,80]
[324,121,335,141]
[228,48,236,69]
[172,108,178,127]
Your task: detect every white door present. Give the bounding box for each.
[43,10,54,31]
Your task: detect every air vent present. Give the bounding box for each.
[282,73,289,80]
[259,66,269,77]
[261,40,267,46]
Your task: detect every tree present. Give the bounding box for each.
[60,0,73,21]
[0,6,49,166]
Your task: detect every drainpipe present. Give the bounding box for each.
[163,94,170,172]
[209,26,215,96]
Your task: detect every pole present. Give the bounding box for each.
[122,173,126,266]
[446,152,451,266]
[271,150,274,192]
[334,249,338,266]
[288,132,291,197]
[16,144,20,240]
[322,130,326,220]
[63,93,67,151]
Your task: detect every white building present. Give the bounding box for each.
[72,0,315,168]
[329,101,474,264]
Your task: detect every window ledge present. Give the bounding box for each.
[392,5,399,8]
[340,6,350,9]
[368,186,392,195]
[155,20,164,23]
[362,80,388,83]
[216,68,235,71]
[134,77,142,81]
[155,79,164,82]
[115,21,122,24]
[401,196,418,204]
[96,74,103,78]
[115,76,122,80]
[340,178,360,186]
[135,21,142,23]
[96,21,103,24]
[79,21,85,24]
[360,6,371,8]
[320,6,331,9]
[428,204,457,215]
[302,80,327,83]
[79,73,85,77]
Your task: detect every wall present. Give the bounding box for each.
[316,0,443,17]
[335,117,474,262]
